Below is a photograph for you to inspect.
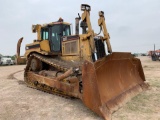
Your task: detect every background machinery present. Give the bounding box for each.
[16,4,148,120]
[150,44,160,61]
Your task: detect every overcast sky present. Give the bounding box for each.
[0,0,160,55]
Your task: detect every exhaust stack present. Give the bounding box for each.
[75,17,80,35]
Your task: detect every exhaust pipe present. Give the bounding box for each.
[75,17,80,35]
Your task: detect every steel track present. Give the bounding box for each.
[24,53,80,99]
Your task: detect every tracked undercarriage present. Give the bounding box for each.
[23,52,149,120]
[24,53,82,99]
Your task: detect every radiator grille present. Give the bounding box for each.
[62,40,79,55]
[95,38,106,60]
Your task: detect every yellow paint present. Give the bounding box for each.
[32,24,41,40]
[79,35,92,61]
[61,55,80,61]
[98,11,112,53]
[40,40,50,52]
[26,42,40,46]
[25,42,41,58]
[22,7,96,63]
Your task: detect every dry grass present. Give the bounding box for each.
[0,57,159,120]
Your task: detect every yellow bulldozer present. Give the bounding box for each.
[16,4,148,120]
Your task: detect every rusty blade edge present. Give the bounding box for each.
[105,82,149,113]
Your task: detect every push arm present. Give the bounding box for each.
[98,11,112,53]
[80,4,95,53]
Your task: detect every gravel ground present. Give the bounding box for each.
[0,57,159,120]
[0,65,102,120]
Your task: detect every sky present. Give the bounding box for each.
[0,0,160,55]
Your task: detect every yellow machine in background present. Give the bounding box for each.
[16,4,148,120]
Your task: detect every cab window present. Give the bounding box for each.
[63,25,71,36]
[41,28,49,40]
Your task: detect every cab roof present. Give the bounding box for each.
[41,18,71,28]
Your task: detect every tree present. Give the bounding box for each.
[11,55,16,60]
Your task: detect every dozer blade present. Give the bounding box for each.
[82,52,148,120]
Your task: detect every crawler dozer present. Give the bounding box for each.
[17,4,148,120]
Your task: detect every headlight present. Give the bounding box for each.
[26,46,29,50]
[81,4,91,11]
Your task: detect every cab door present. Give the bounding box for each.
[49,25,62,52]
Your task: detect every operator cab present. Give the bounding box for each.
[41,18,71,52]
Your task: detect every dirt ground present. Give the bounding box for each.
[0,56,159,120]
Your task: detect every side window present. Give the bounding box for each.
[42,28,49,40]
[63,25,71,36]
[45,31,49,39]
[43,31,45,40]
